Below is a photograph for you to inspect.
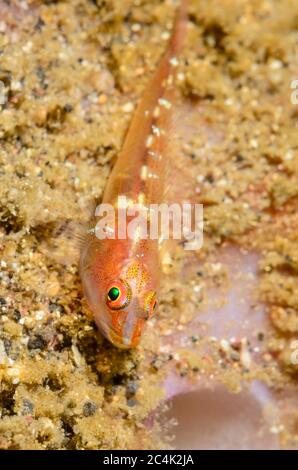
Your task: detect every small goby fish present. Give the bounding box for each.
[80,0,189,349]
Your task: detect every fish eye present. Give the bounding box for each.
[145,292,158,319]
[106,280,131,310]
[108,287,120,302]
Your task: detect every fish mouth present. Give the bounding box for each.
[96,318,141,349]
[108,329,140,349]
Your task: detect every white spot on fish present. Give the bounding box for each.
[170,57,179,67]
[153,106,160,118]
[148,150,162,161]
[158,98,172,109]
[148,172,158,179]
[141,165,148,180]
[146,135,154,148]
[152,125,161,137]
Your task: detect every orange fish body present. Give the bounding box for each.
[80,1,188,348]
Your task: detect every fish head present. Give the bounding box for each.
[81,238,159,349]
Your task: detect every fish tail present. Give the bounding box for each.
[109,0,189,174]
[169,0,189,58]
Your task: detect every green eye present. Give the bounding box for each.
[108,286,120,302]
[106,280,132,310]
